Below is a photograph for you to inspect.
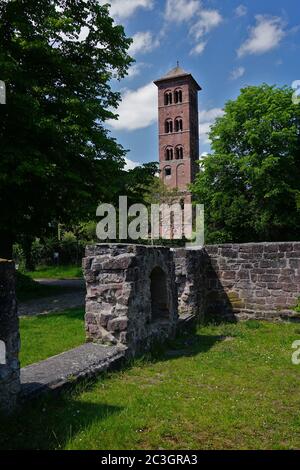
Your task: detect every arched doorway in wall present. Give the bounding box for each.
[150,267,170,322]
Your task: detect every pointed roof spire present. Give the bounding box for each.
[154,64,201,91]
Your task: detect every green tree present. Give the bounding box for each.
[122,162,159,206]
[191,84,300,243]
[0,0,133,259]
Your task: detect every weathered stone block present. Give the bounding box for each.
[107,316,128,332]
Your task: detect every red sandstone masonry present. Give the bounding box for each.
[154,73,200,191]
[204,242,300,321]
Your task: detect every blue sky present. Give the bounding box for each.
[102,0,300,169]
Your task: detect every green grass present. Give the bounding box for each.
[2,320,300,450]
[293,298,300,313]
[26,265,83,280]
[16,272,68,302]
[19,308,85,367]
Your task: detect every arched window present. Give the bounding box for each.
[175,146,183,160]
[164,167,171,177]
[175,118,183,132]
[164,91,172,106]
[174,89,183,104]
[165,119,173,134]
[165,147,173,161]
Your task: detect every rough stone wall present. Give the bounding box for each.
[83,242,300,353]
[173,248,205,319]
[0,260,20,413]
[203,243,300,321]
[83,244,178,356]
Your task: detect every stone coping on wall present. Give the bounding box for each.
[21,343,127,399]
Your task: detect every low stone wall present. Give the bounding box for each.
[83,244,178,356]
[203,242,300,321]
[84,243,300,336]
[0,260,20,413]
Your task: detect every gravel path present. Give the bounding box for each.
[18,279,86,317]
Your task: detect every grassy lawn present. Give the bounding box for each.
[26,265,83,280]
[2,320,300,449]
[20,308,85,367]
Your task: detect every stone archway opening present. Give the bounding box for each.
[150,267,170,322]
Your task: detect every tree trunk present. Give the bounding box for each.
[23,237,35,271]
[0,233,14,260]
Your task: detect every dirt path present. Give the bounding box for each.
[18,279,86,317]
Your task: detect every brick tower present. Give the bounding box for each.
[154,64,201,203]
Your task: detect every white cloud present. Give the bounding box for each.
[190,41,207,55]
[126,63,144,79]
[199,108,224,122]
[230,66,245,80]
[165,0,199,23]
[199,107,224,144]
[100,0,154,20]
[78,26,90,42]
[124,158,140,171]
[235,5,247,18]
[108,82,157,131]
[237,15,286,58]
[128,31,159,56]
[200,151,208,160]
[164,1,222,55]
[190,9,223,40]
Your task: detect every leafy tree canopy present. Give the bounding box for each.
[191,84,300,243]
[0,0,133,257]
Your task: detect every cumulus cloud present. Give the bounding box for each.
[237,15,286,58]
[230,66,245,80]
[199,108,224,144]
[99,0,153,20]
[190,41,207,55]
[165,0,199,23]
[108,82,157,131]
[124,158,140,171]
[235,5,247,18]
[164,1,222,55]
[128,31,160,56]
[190,9,223,40]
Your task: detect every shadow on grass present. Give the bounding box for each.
[0,386,122,450]
[148,331,226,363]
[30,307,85,322]
[8,317,231,449]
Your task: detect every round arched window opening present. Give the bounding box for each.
[150,267,170,322]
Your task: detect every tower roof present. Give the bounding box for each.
[154,64,201,90]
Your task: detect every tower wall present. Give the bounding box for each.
[155,71,201,193]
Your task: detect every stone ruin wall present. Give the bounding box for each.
[1,242,300,413]
[83,242,300,355]
[203,242,300,321]
[174,242,300,322]
[0,260,20,414]
[172,248,205,319]
[83,244,178,356]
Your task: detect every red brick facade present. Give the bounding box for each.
[154,66,201,198]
